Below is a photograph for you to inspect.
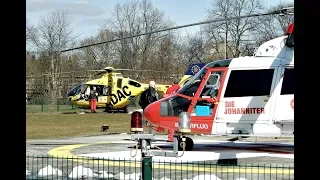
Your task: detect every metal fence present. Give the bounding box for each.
[26,98,77,113]
[26,155,294,180]
[26,97,138,113]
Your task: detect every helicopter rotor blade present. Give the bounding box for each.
[114,68,166,72]
[85,70,106,72]
[28,68,166,77]
[60,7,293,53]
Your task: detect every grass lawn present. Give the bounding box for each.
[26,111,136,140]
[26,109,294,142]
[26,104,78,113]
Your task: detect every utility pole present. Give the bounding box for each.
[224,30,227,59]
[217,31,227,59]
[225,21,228,59]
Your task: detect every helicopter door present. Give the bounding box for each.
[187,68,227,132]
[216,68,277,125]
[272,66,294,122]
[105,73,113,106]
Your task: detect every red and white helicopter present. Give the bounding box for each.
[143,23,294,151]
[61,7,294,152]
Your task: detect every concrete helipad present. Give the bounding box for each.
[43,134,293,165]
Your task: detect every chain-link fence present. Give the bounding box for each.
[26,155,294,180]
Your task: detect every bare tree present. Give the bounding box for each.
[29,10,76,100]
[107,0,173,73]
[254,2,294,45]
[26,19,33,43]
[183,32,208,63]
[138,0,173,69]
[273,2,294,33]
[79,36,99,70]
[171,35,190,75]
[154,34,176,81]
[108,1,142,70]
[203,0,264,58]
[95,28,117,68]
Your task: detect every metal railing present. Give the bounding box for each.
[26,97,138,113]
[26,97,79,113]
[26,155,294,180]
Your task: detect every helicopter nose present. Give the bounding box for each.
[143,101,160,125]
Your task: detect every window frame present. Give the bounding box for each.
[117,79,122,89]
[224,68,275,98]
[280,67,294,95]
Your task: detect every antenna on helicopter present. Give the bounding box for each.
[91,67,166,73]
[60,7,294,52]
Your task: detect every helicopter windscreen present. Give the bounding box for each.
[66,83,84,97]
[178,68,208,97]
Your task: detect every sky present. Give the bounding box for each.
[26,0,293,41]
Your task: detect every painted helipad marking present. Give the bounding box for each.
[150,141,293,154]
[80,150,294,162]
[79,151,294,162]
[47,141,294,174]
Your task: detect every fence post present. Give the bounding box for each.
[142,156,152,180]
[71,103,74,110]
[57,99,59,111]
[41,98,44,112]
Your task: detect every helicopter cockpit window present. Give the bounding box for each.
[160,95,192,116]
[79,85,91,100]
[200,71,223,98]
[66,83,84,97]
[206,59,232,68]
[178,68,207,97]
[75,85,84,95]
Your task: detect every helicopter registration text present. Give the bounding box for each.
[224,101,264,114]
[175,123,209,129]
[108,86,132,105]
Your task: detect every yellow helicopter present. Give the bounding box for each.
[66,63,206,113]
[67,67,171,113]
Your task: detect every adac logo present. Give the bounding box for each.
[290,99,294,109]
[191,65,200,74]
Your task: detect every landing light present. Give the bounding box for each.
[130,111,143,132]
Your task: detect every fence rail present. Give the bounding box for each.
[26,155,294,180]
[26,97,137,113]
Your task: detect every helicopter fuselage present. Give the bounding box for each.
[67,72,170,110]
[144,35,294,138]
